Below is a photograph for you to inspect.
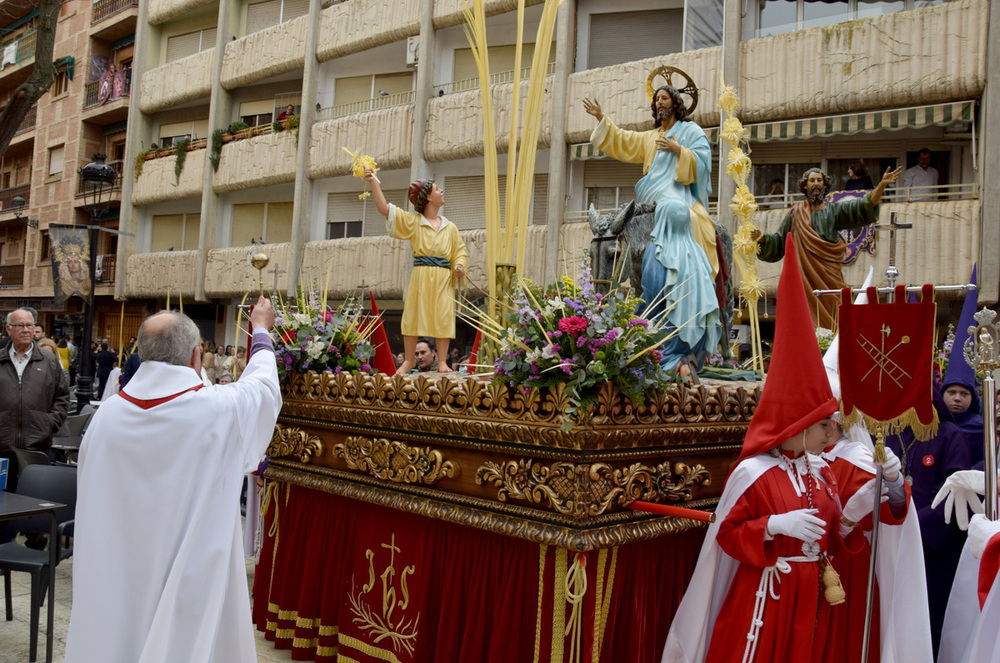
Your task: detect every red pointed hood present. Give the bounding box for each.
[735,233,838,467]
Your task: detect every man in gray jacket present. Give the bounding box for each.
[0,308,70,455]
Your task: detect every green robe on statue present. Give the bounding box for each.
[757,193,878,329]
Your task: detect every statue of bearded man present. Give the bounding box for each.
[753,166,901,329]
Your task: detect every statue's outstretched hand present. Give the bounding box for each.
[880,166,903,187]
[583,98,603,122]
[363,167,378,185]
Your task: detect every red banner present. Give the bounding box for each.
[838,285,938,438]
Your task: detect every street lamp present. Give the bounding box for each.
[75,154,117,413]
[10,194,38,228]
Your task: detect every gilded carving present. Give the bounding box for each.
[264,461,708,552]
[475,459,711,518]
[267,424,323,463]
[334,435,459,485]
[279,372,758,451]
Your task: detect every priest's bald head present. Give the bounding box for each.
[137,311,203,372]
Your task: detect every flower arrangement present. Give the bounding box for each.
[815,326,835,354]
[270,287,377,378]
[933,323,955,390]
[485,265,676,426]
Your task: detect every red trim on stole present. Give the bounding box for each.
[118,383,204,410]
[979,532,1000,609]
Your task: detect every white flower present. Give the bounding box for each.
[543,299,565,316]
[305,340,325,360]
[294,313,311,326]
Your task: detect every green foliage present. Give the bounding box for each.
[172,138,190,185]
[209,129,225,172]
[228,121,249,136]
[134,149,153,180]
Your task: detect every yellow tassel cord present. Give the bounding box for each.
[718,76,766,375]
[533,544,548,663]
[261,481,288,635]
[178,290,184,314]
[166,289,170,310]
[550,548,568,663]
[233,292,250,380]
[591,547,618,660]
[563,553,588,663]
[463,0,563,322]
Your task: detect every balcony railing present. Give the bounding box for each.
[433,61,556,96]
[14,105,36,134]
[95,254,116,284]
[0,29,37,70]
[0,264,25,289]
[92,0,139,23]
[82,73,132,109]
[0,184,30,212]
[319,89,415,121]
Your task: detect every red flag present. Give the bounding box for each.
[838,284,938,439]
[368,292,396,375]
[466,329,482,373]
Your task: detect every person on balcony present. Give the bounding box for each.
[364,168,467,375]
[277,104,296,121]
[901,148,939,201]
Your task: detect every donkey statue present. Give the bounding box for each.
[588,201,735,360]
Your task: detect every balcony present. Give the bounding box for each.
[220,15,308,89]
[76,161,124,207]
[433,62,555,96]
[95,254,117,285]
[0,263,25,289]
[204,244,293,298]
[0,28,37,85]
[124,250,199,299]
[139,49,213,114]
[317,0,419,61]
[318,89,414,121]
[92,0,139,24]
[308,105,413,180]
[13,105,36,136]
[0,184,30,212]
[213,128,297,194]
[133,148,206,206]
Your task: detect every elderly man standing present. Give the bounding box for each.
[0,308,70,457]
[66,296,281,663]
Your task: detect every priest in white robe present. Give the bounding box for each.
[65,297,281,663]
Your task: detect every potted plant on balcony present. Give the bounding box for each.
[228,121,250,140]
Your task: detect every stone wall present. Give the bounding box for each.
[139,50,214,114]
[308,105,414,180]
[214,131,298,193]
[204,243,294,298]
[132,150,206,206]
[317,0,420,62]
[125,250,200,298]
[221,16,309,90]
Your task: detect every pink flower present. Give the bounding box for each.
[558,316,589,337]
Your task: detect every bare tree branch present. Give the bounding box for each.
[0,0,62,157]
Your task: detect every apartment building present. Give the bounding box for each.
[0,0,145,342]
[10,0,996,348]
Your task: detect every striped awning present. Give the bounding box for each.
[570,100,976,159]
[705,100,976,143]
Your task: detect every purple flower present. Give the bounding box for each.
[628,318,649,328]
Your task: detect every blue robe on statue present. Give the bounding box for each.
[590,116,720,370]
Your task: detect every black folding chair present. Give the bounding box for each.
[0,465,76,662]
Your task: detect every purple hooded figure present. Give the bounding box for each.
[885,388,971,656]
[940,264,985,468]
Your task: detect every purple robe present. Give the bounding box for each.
[885,392,971,656]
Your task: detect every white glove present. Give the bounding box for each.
[931,470,985,530]
[767,508,826,543]
[842,478,889,524]
[878,450,902,482]
[968,513,1000,560]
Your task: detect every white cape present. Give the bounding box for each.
[825,438,933,663]
[939,539,1000,663]
[65,339,281,663]
[660,453,817,663]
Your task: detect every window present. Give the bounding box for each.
[685,0,725,50]
[333,73,413,115]
[158,120,210,145]
[325,190,406,237]
[165,28,217,63]
[748,0,948,39]
[39,231,50,262]
[583,162,642,211]
[151,213,200,252]
[52,70,69,96]
[231,202,293,245]
[326,221,363,240]
[48,145,65,176]
[245,0,309,35]
[452,44,553,84]
[587,9,684,69]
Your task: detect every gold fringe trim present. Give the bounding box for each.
[337,633,404,663]
[274,628,296,639]
[841,404,940,442]
[316,645,337,657]
[534,543,548,663]
[592,547,618,658]
[592,549,607,662]
[278,608,297,620]
[318,624,338,636]
[551,548,568,663]
[296,615,317,629]
[293,636,318,649]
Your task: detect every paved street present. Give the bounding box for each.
[0,536,293,662]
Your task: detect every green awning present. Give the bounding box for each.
[705,100,976,143]
[570,100,976,158]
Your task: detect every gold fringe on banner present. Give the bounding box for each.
[533,544,548,663]
[551,548,568,663]
[840,405,940,443]
[592,547,618,659]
